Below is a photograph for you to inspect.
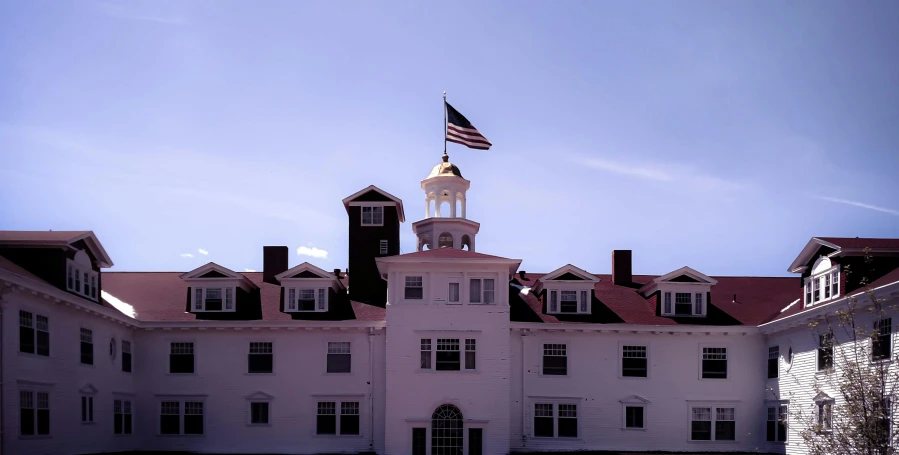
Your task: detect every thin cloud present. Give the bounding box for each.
[179,253,194,258]
[95,2,187,25]
[572,155,745,193]
[816,196,899,217]
[198,248,209,255]
[297,246,328,259]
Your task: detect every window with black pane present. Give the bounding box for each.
[465,339,476,370]
[169,342,194,374]
[674,292,692,315]
[768,346,779,379]
[160,401,180,434]
[326,341,351,373]
[691,406,735,441]
[404,276,423,300]
[690,407,712,440]
[19,311,49,356]
[80,328,93,365]
[542,344,567,375]
[183,402,203,434]
[250,402,269,425]
[412,427,426,455]
[701,347,727,379]
[122,340,132,373]
[534,403,554,437]
[340,402,360,435]
[469,428,483,455]
[625,406,644,429]
[81,395,94,423]
[248,342,273,373]
[622,345,647,377]
[20,390,50,436]
[560,290,578,313]
[558,404,578,437]
[436,339,460,371]
[715,408,736,440]
[317,402,336,434]
[114,399,132,435]
[420,339,432,369]
[818,334,833,371]
[872,318,892,361]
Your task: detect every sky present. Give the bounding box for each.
[1,1,898,277]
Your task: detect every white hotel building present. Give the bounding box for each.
[0,155,896,455]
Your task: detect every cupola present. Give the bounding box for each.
[413,152,480,251]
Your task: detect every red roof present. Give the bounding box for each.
[0,230,91,243]
[816,237,899,250]
[101,272,384,322]
[389,249,512,260]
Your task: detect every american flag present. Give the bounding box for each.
[445,102,492,150]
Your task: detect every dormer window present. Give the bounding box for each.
[192,287,235,312]
[285,287,328,312]
[661,291,706,317]
[548,289,590,314]
[361,206,384,226]
[640,266,716,318]
[66,251,99,302]
[804,257,839,307]
[538,264,599,315]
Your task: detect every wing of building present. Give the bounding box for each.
[1,156,897,455]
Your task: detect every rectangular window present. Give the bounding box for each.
[875,398,891,444]
[160,401,179,434]
[715,407,736,441]
[813,277,821,303]
[701,347,727,379]
[327,341,351,373]
[824,273,831,299]
[80,328,93,365]
[114,399,133,435]
[831,270,839,297]
[622,345,647,377]
[469,428,483,455]
[469,278,496,303]
[664,292,672,314]
[83,271,89,295]
[805,281,812,304]
[436,338,461,371]
[35,315,49,356]
[316,402,336,434]
[872,318,892,361]
[405,276,423,300]
[549,290,558,313]
[194,288,202,310]
[412,427,426,455]
[288,288,297,311]
[483,279,494,304]
[298,289,315,311]
[580,290,588,313]
[625,406,644,429]
[225,288,233,311]
[67,265,74,290]
[379,240,388,255]
[448,282,460,303]
[205,288,223,311]
[76,268,82,293]
[122,340,132,373]
[534,403,554,437]
[250,402,269,425]
[818,334,833,371]
[420,339,432,369]
[90,276,97,299]
[361,206,383,225]
[694,292,703,315]
[19,310,35,354]
[558,404,578,437]
[817,402,832,433]
[675,292,692,315]
[542,343,567,375]
[465,339,476,370]
[20,391,50,436]
[560,290,578,313]
[248,342,274,374]
[768,346,779,379]
[81,395,94,423]
[169,342,195,374]
[691,407,712,440]
[317,288,326,310]
[766,406,785,442]
[340,402,360,435]
[184,402,203,434]
[469,279,481,303]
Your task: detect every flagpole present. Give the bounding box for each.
[443,91,448,160]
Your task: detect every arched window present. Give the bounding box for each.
[431,404,463,455]
[461,235,472,251]
[438,232,454,249]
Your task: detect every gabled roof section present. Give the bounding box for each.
[275,262,345,289]
[788,237,899,273]
[180,262,258,289]
[813,391,833,402]
[0,230,113,267]
[638,266,717,294]
[342,185,406,223]
[79,384,99,395]
[619,395,650,404]
[540,264,599,282]
[245,391,274,400]
[376,248,521,275]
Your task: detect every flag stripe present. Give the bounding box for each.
[445,101,491,150]
[446,132,491,147]
[447,126,492,144]
[447,137,491,150]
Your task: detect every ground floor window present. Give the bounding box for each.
[432,404,463,455]
[316,400,359,435]
[114,399,133,435]
[766,404,787,442]
[690,406,735,441]
[159,400,203,435]
[20,390,50,436]
[534,402,578,438]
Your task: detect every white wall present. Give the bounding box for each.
[510,328,769,452]
[2,288,136,455]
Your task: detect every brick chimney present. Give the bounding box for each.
[263,246,289,284]
[612,250,632,286]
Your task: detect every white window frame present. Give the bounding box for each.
[468,278,495,304]
[248,400,271,426]
[619,343,650,379]
[325,341,352,374]
[659,285,709,317]
[19,387,51,437]
[191,286,237,312]
[699,345,728,379]
[540,342,568,376]
[19,310,50,357]
[157,398,206,436]
[545,287,592,314]
[816,400,833,433]
[284,287,329,312]
[169,341,196,375]
[114,398,134,435]
[688,403,738,442]
[67,258,99,301]
[804,262,840,307]
[81,394,95,424]
[248,341,274,374]
[447,280,461,304]
[620,398,648,431]
[361,206,384,226]
[403,275,424,301]
[315,399,362,436]
[530,399,581,439]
